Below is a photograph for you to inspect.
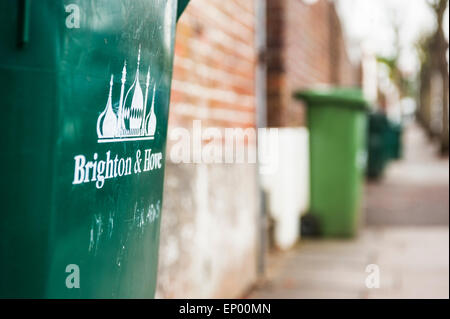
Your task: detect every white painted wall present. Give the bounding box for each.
[260,128,310,250]
[156,163,259,298]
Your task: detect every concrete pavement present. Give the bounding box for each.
[364,122,449,226]
[250,123,449,299]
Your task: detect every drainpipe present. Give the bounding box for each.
[255,0,268,277]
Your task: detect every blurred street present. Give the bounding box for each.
[365,122,449,226]
[250,123,449,299]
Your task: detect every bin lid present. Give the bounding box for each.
[177,0,190,20]
[294,88,369,111]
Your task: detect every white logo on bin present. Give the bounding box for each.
[97,46,157,143]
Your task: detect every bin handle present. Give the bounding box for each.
[17,0,31,48]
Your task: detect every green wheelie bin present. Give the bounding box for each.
[295,89,369,237]
[0,0,189,298]
[385,121,403,160]
[366,112,403,179]
[367,112,390,179]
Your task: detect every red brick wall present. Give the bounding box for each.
[267,0,360,127]
[159,1,259,298]
[171,0,358,129]
[329,5,360,87]
[169,0,257,137]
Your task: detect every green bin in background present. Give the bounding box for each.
[0,0,189,298]
[367,112,403,179]
[295,89,368,237]
[367,112,390,179]
[386,121,403,160]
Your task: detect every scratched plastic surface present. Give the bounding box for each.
[0,0,188,298]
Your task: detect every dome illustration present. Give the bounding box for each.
[123,48,144,134]
[96,44,157,143]
[97,75,117,139]
[145,84,157,137]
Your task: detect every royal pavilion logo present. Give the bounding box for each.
[97,46,157,143]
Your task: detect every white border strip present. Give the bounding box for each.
[98,137,155,144]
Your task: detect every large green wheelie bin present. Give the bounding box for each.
[295,89,369,237]
[0,0,189,298]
